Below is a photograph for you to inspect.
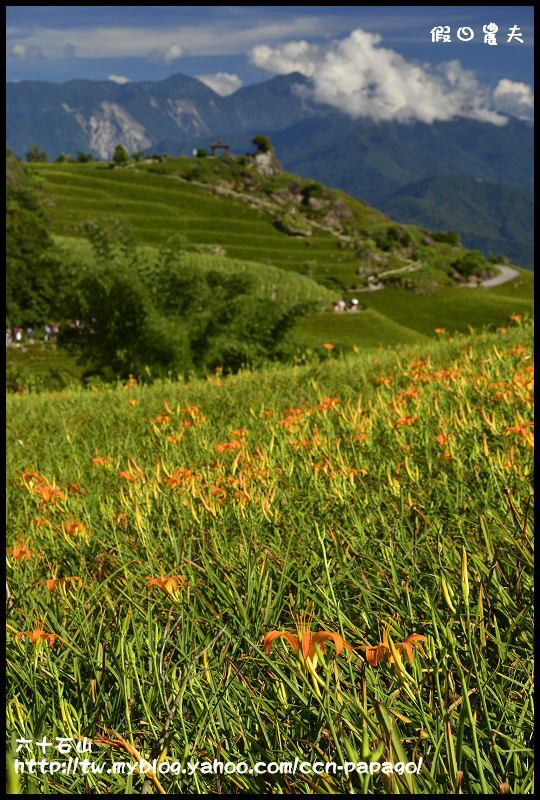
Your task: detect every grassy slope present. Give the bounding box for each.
[30,161,533,352]
[6,325,534,794]
[34,163,363,283]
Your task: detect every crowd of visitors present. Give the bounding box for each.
[6,323,61,346]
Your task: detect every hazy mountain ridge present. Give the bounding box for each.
[7,71,533,267]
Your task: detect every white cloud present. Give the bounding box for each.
[7,43,44,59]
[196,71,243,96]
[249,28,533,126]
[147,43,184,64]
[108,74,131,84]
[5,17,331,62]
[492,79,534,120]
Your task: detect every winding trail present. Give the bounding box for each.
[458,265,520,288]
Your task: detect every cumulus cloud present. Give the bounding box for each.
[250,28,533,126]
[492,79,534,120]
[108,74,131,84]
[147,43,183,64]
[7,43,44,59]
[196,71,243,96]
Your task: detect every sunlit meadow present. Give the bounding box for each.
[6,320,533,794]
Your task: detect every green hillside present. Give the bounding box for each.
[381,174,534,269]
[25,157,533,357]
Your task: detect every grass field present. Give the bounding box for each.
[33,163,364,283]
[6,322,534,794]
[25,161,533,361]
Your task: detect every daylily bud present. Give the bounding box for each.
[441,575,456,613]
[461,547,470,609]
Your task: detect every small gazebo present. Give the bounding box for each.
[210,139,229,156]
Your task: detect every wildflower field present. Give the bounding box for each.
[6,322,533,794]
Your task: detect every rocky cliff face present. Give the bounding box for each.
[6,72,312,160]
[62,101,152,159]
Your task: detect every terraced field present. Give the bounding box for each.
[30,161,534,353]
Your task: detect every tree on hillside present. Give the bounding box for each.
[112,144,129,166]
[452,249,495,278]
[252,134,273,154]
[76,151,94,163]
[26,144,47,162]
[60,222,313,381]
[6,155,68,326]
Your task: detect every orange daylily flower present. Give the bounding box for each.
[91,456,113,467]
[503,422,533,438]
[30,485,65,507]
[146,574,186,596]
[32,517,52,528]
[7,544,37,562]
[31,485,65,505]
[215,440,242,453]
[163,468,202,488]
[234,490,250,505]
[35,576,83,592]
[94,729,164,792]
[209,485,227,500]
[127,398,138,406]
[166,434,183,444]
[123,377,138,389]
[263,611,352,669]
[118,469,138,481]
[509,315,522,322]
[182,405,201,417]
[357,627,427,667]
[15,471,48,489]
[231,428,249,438]
[322,343,334,350]
[152,415,170,425]
[395,415,418,427]
[317,396,340,411]
[377,376,393,386]
[433,370,460,381]
[401,387,421,399]
[16,628,63,647]
[434,328,445,334]
[65,484,87,495]
[60,521,87,537]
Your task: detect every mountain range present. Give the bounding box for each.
[6,72,534,268]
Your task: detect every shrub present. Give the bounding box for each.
[452,250,493,278]
[432,231,461,246]
[252,134,274,154]
[59,223,313,380]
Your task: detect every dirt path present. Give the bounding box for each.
[458,265,520,289]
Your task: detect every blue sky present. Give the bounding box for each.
[6,6,534,122]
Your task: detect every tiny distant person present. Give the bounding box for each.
[336,299,346,313]
[14,328,23,344]
[348,298,359,312]
[44,324,51,342]
[6,329,12,347]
